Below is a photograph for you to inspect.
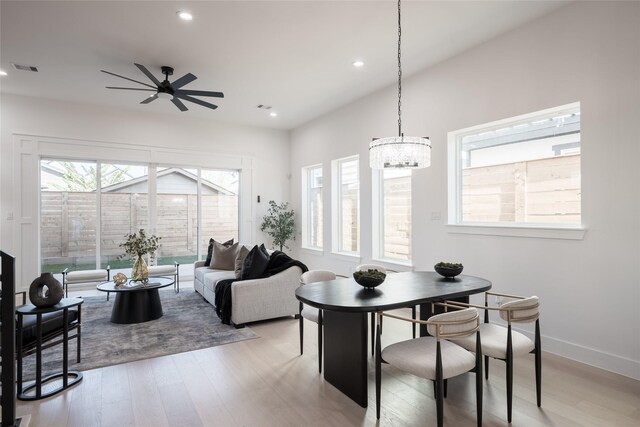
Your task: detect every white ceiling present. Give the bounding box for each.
[0,1,566,130]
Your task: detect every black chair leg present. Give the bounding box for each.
[298,303,304,355]
[375,321,382,420]
[535,319,542,407]
[412,306,416,338]
[318,310,323,374]
[484,355,489,380]
[443,379,448,398]
[506,326,514,423]
[436,377,444,427]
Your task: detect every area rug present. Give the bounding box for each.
[21,290,257,379]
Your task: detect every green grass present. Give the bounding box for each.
[41,255,198,273]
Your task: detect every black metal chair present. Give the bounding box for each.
[375,305,483,427]
[298,270,337,373]
[447,292,541,423]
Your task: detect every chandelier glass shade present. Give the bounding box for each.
[369,135,431,169]
[369,0,431,170]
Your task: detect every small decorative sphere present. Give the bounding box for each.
[113,273,128,287]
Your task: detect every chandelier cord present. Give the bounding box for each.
[397,0,402,137]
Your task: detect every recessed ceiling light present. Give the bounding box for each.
[177,11,193,21]
[270,112,278,117]
[0,70,7,76]
[352,60,365,68]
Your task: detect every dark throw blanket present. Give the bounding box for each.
[214,251,308,325]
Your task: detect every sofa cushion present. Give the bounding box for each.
[210,241,239,270]
[204,238,233,267]
[234,245,251,279]
[241,245,270,280]
[202,270,237,291]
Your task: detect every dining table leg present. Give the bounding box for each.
[322,310,368,407]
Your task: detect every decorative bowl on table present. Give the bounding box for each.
[434,262,464,279]
[353,269,386,288]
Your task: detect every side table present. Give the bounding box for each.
[16,298,84,400]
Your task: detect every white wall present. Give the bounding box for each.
[290,2,640,379]
[1,93,291,284]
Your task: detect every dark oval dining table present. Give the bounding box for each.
[295,271,492,407]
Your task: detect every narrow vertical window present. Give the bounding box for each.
[332,156,360,255]
[378,168,412,261]
[302,165,323,250]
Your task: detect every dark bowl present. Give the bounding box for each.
[434,265,464,278]
[353,273,386,288]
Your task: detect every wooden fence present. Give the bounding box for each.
[41,192,238,266]
[462,154,581,223]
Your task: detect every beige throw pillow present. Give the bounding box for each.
[234,245,251,278]
[210,241,239,270]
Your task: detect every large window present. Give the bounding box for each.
[199,169,239,257]
[40,160,97,273]
[302,165,323,250]
[332,156,360,254]
[40,160,239,274]
[449,103,581,227]
[374,168,411,261]
[100,163,148,269]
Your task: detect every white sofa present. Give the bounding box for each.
[193,259,303,327]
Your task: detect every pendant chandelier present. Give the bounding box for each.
[369,0,431,169]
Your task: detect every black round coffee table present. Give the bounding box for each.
[97,277,174,324]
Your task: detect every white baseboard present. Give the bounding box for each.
[518,329,640,380]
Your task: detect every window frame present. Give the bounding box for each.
[301,163,324,251]
[331,155,360,257]
[447,103,586,240]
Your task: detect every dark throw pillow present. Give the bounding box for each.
[210,241,239,270]
[204,238,234,267]
[234,245,251,278]
[241,245,270,280]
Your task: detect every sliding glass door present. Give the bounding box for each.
[40,159,240,276]
[40,160,98,273]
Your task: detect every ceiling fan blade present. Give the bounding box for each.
[175,93,218,110]
[141,94,158,104]
[171,73,197,89]
[100,70,156,89]
[175,89,224,98]
[172,97,189,112]
[106,86,156,91]
[134,63,162,87]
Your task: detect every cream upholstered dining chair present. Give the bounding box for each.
[447,292,541,423]
[375,305,483,427]
[298,270,337,373]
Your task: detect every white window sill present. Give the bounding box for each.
[371,258,413,271]
[301,247,324,255]
[330,251,361,262]
[446,223,586,240]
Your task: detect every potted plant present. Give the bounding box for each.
[119,229,161,281]
[260,200,295,251]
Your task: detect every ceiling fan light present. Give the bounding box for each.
[157,92,173,100]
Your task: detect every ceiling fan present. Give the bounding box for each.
[101,63,224,112]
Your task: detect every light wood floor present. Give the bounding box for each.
[16,287,640,427]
